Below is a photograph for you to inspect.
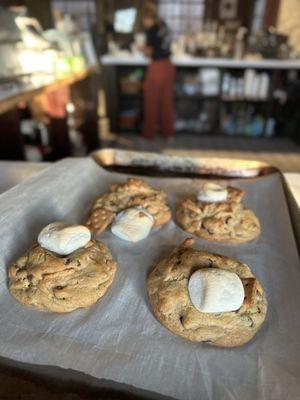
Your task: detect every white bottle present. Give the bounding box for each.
[244,69,255,99]
[259,73,270,100]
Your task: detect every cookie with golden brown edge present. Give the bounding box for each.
[147,238,267,347]
[8,239,117,313]
[176,184,261,243]
[86,178,171,235]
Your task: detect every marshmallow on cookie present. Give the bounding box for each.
[111,207,154,242]
[38,222,91,255]
[188,268,245,313]
[197,182,228,203]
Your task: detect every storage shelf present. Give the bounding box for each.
[175,94,219,101]
[222,97,267,103]
[103,58,299,139]
[120,93,268,103]
[101,55,300,70]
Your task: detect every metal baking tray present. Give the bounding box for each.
[0,156,299,400]
[92,148,277,178]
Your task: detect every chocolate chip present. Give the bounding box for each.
[176,260,181,265]
[65,258,72,265]
[27,274,33,281]
[257,307,261,314]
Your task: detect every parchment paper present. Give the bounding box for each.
[0,158,299,400]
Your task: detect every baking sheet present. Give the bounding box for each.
[92,148,270,178]
[0,157,299,400]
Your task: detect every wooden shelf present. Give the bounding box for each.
[0,66,99,115]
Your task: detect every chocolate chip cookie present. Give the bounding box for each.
[176,186,261,243]
[147,238,267,347]
[86,178,171,235]
[8,240,117,313]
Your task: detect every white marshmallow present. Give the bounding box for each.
[197,182,228,203]
[38,222,91,256]
[111,207,154,242]
[188,268,244,313]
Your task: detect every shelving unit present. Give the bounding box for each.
[101,55,300,139]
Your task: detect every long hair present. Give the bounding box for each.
[140,2,160,25]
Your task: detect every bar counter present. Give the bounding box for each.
[101,54,300,69]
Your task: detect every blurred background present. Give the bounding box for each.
[0,0,299,172]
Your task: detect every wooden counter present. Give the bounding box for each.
[0,67,99,115]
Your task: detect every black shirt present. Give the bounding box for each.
[145,22,171,60]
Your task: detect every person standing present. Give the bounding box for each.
[140,2,175,139]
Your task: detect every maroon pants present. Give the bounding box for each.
[143,59,175,138]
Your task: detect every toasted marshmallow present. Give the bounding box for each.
[111,207,154,242]
[188,268,244,313]
[38,222,91,256]
[197,182,228,203]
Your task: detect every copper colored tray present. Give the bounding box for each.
[92,148,276,179]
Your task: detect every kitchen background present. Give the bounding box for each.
[0,0,299,172]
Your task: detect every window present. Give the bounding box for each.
[158,0,205,39]
[51,0,96,32]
